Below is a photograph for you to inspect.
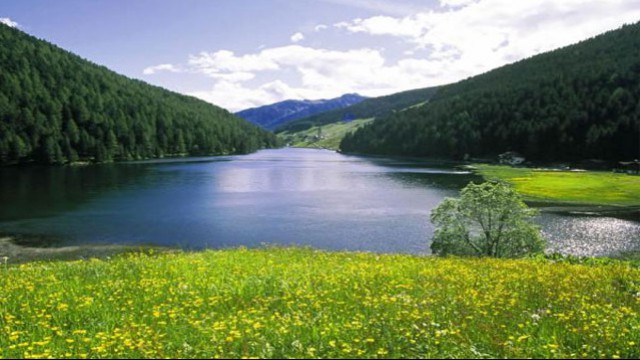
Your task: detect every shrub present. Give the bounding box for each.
[430,181,545,257]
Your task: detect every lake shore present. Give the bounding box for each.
[0,236,172,264]
[3,233,639,266]
[2,149,638,259]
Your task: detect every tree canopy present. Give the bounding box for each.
[0,24,279,165]
[341,23,640,163]
[430,181,545,258]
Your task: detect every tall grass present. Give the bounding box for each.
[1,248,638,358]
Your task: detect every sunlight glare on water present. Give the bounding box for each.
[540,214,640,257]
[0,149,638,257]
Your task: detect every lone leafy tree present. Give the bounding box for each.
[430,181,545,258]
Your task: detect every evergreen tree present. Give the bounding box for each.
[0,23,280,165]
[341,23,640,163]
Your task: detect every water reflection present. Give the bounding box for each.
[0,148,638,256]
[540,213,640,257]
[0,164,158,221]
[386,172,483,190]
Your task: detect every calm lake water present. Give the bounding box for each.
[1,148,638,256]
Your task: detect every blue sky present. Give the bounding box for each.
[2,0,639,111]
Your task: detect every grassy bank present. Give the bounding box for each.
[473,164,640,206]
[279,118,373,150]
[1,247,638,358]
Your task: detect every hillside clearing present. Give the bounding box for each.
[279,119,374,150]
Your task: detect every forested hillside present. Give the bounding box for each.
[0,24,278,165]
[341,23,640,162]
[276,87,439,133]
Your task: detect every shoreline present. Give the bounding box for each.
[0,237,171,264]
[0,147,281,168]
[2,235,639,266]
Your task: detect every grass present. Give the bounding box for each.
[473,164,640,206]
[1,247,638,358]
[279,118,374,150]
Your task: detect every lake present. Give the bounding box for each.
[1,148,638,256]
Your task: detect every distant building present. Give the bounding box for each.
[499,151,525,165]
[619,159,640,174]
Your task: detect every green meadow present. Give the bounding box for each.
[473,164,640,206]
[279,118,374,150]
[1,248,638,359]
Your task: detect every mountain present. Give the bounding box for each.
[341,23,640,163]
[0,24,279,165]
[236,93,366,131]
[275,86,439,133]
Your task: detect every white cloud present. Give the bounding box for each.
[142,63,181,75]
[314,24,328,32]
[0,17,19,28]
[335,15,424,38]
[189,80,301,112]
[146,0,640,111]
[182,45,453,111]
[189,50,279,74]
[335,0,640,81]
[185,45,388,89]
[290,32,305,43]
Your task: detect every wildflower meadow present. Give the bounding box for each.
[1,248,638,358]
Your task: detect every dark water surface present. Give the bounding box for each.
[1,148,638,256]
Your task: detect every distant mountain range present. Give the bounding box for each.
[275,87,439,133]
[235,94,367,131]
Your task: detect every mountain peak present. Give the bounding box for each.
[236,94,367,131]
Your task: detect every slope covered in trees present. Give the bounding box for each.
[341,23,640,163]
[0,24,278,165]
[275,86,439,133]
